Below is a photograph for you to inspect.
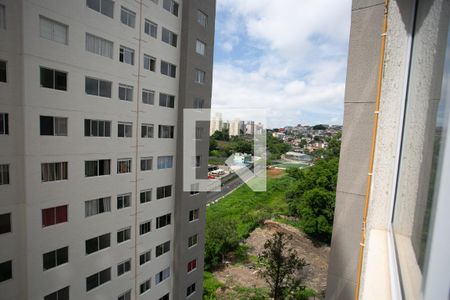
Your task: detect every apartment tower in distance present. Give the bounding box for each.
[0,0,215,299]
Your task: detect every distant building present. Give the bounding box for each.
[210,112,223,135]
[229,119,244,136]
[245,121,255,135]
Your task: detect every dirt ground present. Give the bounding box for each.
[267,168,285,178]
[213,220,330,296]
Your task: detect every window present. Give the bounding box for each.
[140,279,151,294]
[43,246,68,271]
[197,10,207,28]
[85,233,110,255]
[140,157,153,171]
[189,209,199,222]
[86,33,113,58]
[139,250,151,265]
[117,259,131,276]
[0,164,9,185]
[159,93,175,108]
[85,77,112,98]
[141,123,154,138]
[142,89,155,105]
[40,116,67,136]
[155,267,170,285]
[187,283,196,297]
[190,183,199,195]
[39,16,68,45]
[0,213,11,234]
[40,67,67,91]
[194,98,204,109]
[156,185,172,199]
[163,0,178,16]
[117,227,131,243]
[120,6,135,28]
[195,69,206,84]
[160,61,176,78]
[188,234,198,248]
[86,267,111,291]
[144,19,157,38]
[157,156,173,169]
[139,220,151,235]
[156,213,171,229]
[159,293,170,300]
[85,159,110,177]
[84,119,111,137]
[193,156,201,168]
[118,84,133,101]
[144,55,156,72]
[118,290,131,300]
[44,286,69,300]
[155,241,170,257]
[117,158,132,174]
[117,193,131,209]
[85,197,111,217]
[41,162,68,182]
[0,113,8,134]
[0,5,5,30]
[158,125,174,138]
[140,189,152,204]
[118,122,132,137]
[0,260,12,282]
[162,27,177,47]
[196,40,206,55]
[0,60,6,82]
[42,205,68,227]
[86,0,114,18]
[119,46,134,65]
[195,127,204,140]
[187,259,197,273]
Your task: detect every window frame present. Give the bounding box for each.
[43,246,69,271]
[141,123,154,138]
[40,116,68,136]
[117,258,131,276]
[118,84,133,101]
[139,220,151,235]
[117,193,131,210]
[117,158,132,174]
[0,164,10,185]
[0,60,6,83]
[142,89,155,105]
[84,119,111,137]
[119,45,135,65]
[85,159,111,177]
[86,267,111,292]
[120,6,136,28]
[143,54,156,72]
[118,122,133,138]
[39,16,68,45]
[85,33,113,59]
[144,19,157,38]
[86,0,114,18]
[85,77,112,98]
[196,39,206,56]
[40,67,67,91]
[140,157,153,171]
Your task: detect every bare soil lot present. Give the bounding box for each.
[213,220,330,297]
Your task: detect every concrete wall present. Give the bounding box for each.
[325,0,385,299]
[173,0,216,299]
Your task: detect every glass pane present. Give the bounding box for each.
[392,13,450,298]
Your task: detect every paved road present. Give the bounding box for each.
[206,175,245,203]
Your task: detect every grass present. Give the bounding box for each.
[203,271,224,299]
[206,174,292,240]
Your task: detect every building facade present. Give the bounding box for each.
[326,0,450,299]
[0,0,215,299]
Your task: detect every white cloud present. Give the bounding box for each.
[213,0,352,127]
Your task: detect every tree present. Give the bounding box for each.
[258,232,307,300]
[204,218,240,269]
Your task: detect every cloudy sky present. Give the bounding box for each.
[211,0,352,128]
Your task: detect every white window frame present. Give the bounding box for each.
[117,158,132,174]
[117,193,131,210]
[162,27,177,47]
[139,250,151,265]
[197,10,207,28]
[188,234,198,248]
[85,33,113,58]
[195,69,206,84]
[118,122,132,138]
[117,258,131,276]
[196,40,206,56]
[142,89,155,105]
[118,84,133,101]
[85,197,111,217]
[141,123,154,138]
[0,164,9,185]
[119,45,135,65]
[144,19,157,38]
[120,6,136,28]
[140,157,153,171]
[117,227,131,243]
[143,54,156,71]
[39,16,68,45]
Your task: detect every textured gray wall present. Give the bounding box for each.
[325,1,384,299]
[173,0,216,299]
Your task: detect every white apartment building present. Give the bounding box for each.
[0,0,215,299]
[228,119,243,137]
[209,112,222,135]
